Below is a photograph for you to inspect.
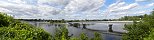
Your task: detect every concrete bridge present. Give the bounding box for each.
[67,21,136,33]
[68,21,137,23]
[25,21,135,36]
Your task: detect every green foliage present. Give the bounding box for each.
[80,33,89,40]
[144,29,154,40]
[122,10,154,40]
[122,21,151,40]
[0,26,52,40]
[54,25,69,40]
[53,26,103,40]
[0,13,14,27]
[91,32,102,40]
[69,37,80,40]
[0,13,52,40]
[0,12,103,40]
[143,10,154,40]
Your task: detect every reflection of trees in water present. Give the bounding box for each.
[47,24,53,26]
[54,24,61,27]
[36,22,114,32]
[73,23,80,28]
[54,24,65,27]
[68,23,93,29]
[69,23,80,28]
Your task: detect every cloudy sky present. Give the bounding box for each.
[0,0,154,20]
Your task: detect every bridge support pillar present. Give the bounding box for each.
[108,24,113,32]
[83,24,86,29]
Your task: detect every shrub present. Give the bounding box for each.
[0,13,14,27]
[144,29,154,40]
[0,13,52,40]
[91,32,102,40]
[122,10,154,40]
[0,12,103,40]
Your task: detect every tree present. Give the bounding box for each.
[0,13,52,40]
[122,10,154,40]
[0,13,14,27]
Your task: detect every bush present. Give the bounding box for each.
[144,29,154,40]
[53,25,69,40]
[0,13,52,40]
[80,33,89,40]
[122,21,151,40]
[91,32,102,40]
[0,12,103,40]
[122,10,154,40]
[0,13,14,27]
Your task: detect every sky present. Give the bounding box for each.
[0,0,154,20]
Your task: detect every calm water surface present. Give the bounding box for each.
[27,21,133,40]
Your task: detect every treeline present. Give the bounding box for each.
[17,19,119,23]
[122,10,154,40]
[119,15,145,21]
[0,12,102,40]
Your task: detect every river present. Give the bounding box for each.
[26,21,133,40]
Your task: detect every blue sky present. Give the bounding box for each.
[0,0,154,20]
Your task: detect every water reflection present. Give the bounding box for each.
[69,23,90,29]
[69,23,80,28]
[27,21,133,40]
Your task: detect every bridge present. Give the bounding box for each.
[23,21,135,36]
[67,21,135,34]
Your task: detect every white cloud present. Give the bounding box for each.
[135,0,150,2]
[37,0,70,9]
[121,3,138,10]
[63,0,104,13]
[104,1,139,16]
[147,3,154,7]
[0,0,153,19]
[102,0,154,19]
[0,0,105,19]
[8,0,24,4]
[0,7,12,13]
